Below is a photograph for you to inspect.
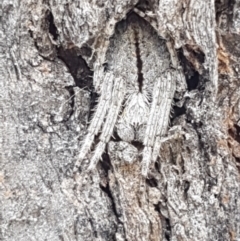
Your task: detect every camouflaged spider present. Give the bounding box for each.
[74,12,183,176]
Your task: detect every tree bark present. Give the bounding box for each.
[0,0,240,240]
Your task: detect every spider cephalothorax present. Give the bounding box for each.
[74,12,183,176]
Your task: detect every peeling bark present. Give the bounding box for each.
[0,1,240,241]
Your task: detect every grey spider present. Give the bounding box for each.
[74,13,182,176]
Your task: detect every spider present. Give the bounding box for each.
[74,12,182,176]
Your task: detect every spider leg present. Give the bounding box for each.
[152,72,176,163]
[88,77,125,170]
[142,71,176,176]
[141,75,165,175]
[73,73,114,173]
[92,38,111,92]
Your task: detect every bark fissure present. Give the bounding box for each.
[47,11,59,41]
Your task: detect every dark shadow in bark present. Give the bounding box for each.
[153,202,171,241]
[100,152,112,175]
[178,47,201,91]
[235,156,240,173]
[57,45,96,122]
[146,177,158,187]
[99,152,122,220]
[99,181,120,219]
[215,0,235,27]
[229,124,240,144]
[164,218,171,241]
[47,11,59,41]
[135,0,153,12]
[171,101,186,120]
[98,153,123,240]
[57,47,93,89]
[183,180,190,199]
[57,42,97,122]
[88,91,99,122]
[186,71,200,91]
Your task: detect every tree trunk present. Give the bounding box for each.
[1,0,240,240]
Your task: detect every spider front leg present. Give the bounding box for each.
[133,8,158,32]
[73,73,114,173]
[88,77,125,170]
[142,70,176,176]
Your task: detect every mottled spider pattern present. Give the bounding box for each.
[74,12,182,176]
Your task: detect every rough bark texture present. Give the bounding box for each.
[0,0,240,241]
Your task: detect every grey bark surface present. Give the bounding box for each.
[0,1,240,241]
